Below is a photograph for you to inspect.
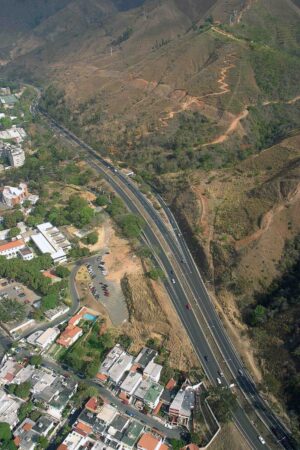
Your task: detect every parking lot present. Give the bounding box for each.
[84,252,128,325]
[0,279,40,305]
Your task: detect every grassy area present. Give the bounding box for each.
[58,319,115,378]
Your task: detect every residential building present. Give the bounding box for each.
[120,371,143,395]
[1,182,28,207]
[135,347,157,369]
[143,360,162,383]
[32,416,55,436]
[7,145,25,167]
[18,246,34,260]
[57,431,88,450]
[14,418,39,450]
[0,359,22,385]
[0,239,26,259]
[137,433,169,450]
[31,222,71,263]
[0,389,21,427]
[134,379,164,409]
[98,344,125,380]
[34,327,60,349]
[56,324,83,348]
[169,386,195,426]
[0,94,18,108]
[44,304,69,321]
[96,403,118,425]
[0,141,26,168]
[121,421,144,450]
[0,126,26,142]
[108,352,133,384]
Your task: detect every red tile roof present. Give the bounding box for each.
[56,325,82,348]
[5,372,14,382]
[183,445,200,450]
[137,433,161,450]
[75,421,92,436]
[0,239,24,252]
[23,422,33,431]
[57,445,68,450]
[153,401,163,416]
[14,436,21,447]
[96,373,108,381]
[165,378,176,390]
[85,396,98,412]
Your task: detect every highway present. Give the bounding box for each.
[38,107,296,450]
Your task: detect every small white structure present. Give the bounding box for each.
[0,126,26,143]
[7,145,25,167]
[108,353,133,384]
[120,371,142,395]
[27,327,60,349]
[0,389,21,427]
[18,246,34,261]
[143,360,162,383]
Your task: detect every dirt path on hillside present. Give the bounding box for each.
[236,0,257,24]
[200,60,235,100]
[202,94,300,147]
[235,184,300,250]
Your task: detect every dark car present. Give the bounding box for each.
[185,303,191,310]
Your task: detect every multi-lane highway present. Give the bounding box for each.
[38,107,296,450]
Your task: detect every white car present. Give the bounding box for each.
[258,435,266,445]
[216,377,222,385]
[171,278,176,284]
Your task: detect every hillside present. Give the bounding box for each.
[1,0,300,437]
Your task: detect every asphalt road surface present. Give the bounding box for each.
[39,108,296,450]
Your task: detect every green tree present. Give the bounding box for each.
[0,299,26,323]
[18,401,34,422]
[8,227,21,238]
[147,268,165,281]
[0,422,12,442]
[209,387,238,423]
[84,231,98,245]
[37,436,49,449]
[55,266,70,278]
[250,304,267,326]
[41,293,58,310]
[106,197,126,217]
[72,382,98,407]
[95,195,109,206]
[169,439,185,450]
[30,355,42,367]
[118,214,145,239]
[15,381,31,399]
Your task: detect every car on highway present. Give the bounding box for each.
[171,278,176,284]
[216,377,222,385]
[218,370,224,377]
[258,435,266,445]
[238,369,244,376]
[185,303,191,310]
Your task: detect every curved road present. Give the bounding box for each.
[38,108,296,450]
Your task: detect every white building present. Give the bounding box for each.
[18,246,34,261]
[98,344,125,377]
[120,371,142,395]
[0,359,21,385]
[0,389,21,427]
[7,145,25,167]
[27,327,60,349]
[108,353,133,384]
[143,360,162,383]
[0,239,26,259]
[0,126,26,143]
[169,386,195,426]
[1,182,28,207]
[31,222,71,263]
